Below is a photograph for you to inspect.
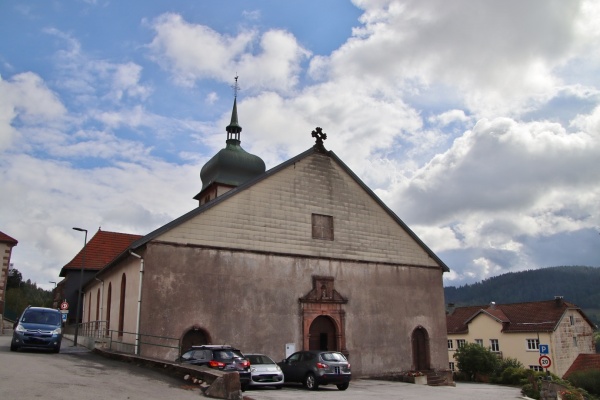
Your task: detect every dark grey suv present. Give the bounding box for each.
[278,350,351,390]
[177,345,251,390]
[11,306,63,353]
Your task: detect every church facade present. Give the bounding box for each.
[81,88,451,378]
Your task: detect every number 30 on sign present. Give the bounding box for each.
[539,355,552,369]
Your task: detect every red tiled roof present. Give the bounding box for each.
[563,354,600,378]
[447,299,596,334]
[59,229,142,277]
[0,230,18,245]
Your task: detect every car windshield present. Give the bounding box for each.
[247,355,274,365]
[320,352,347,362]
[22,310,61,325]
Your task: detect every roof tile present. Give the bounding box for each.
[59,229,142,276]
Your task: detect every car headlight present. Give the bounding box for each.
[52,327,62,335]
[15,324,25,333]
[276,365,282,372]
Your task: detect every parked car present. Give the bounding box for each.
[244,353,284,389]
[11,306,63,353]
[278,350,351,390]
[177,345,251,390]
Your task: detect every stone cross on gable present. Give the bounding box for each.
[311,127,327,149]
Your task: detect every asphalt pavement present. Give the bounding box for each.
[0,333,529,400]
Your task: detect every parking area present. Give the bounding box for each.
[243,380,527,400]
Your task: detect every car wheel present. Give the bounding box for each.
[304,373,319,390]
[10,342,18,352]
[275,385,283,390]
[53,345,61,353]
[336,383,349,390]
[241,384,248,392]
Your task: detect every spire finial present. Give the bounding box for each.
[232,75,240,99]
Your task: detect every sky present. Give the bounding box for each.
[1,0,599,291]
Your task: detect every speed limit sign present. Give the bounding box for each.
[539,355,552,369]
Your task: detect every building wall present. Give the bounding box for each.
[159,152,438,267]
[0,242,14,330]
[86,258,140,340]
[139,242,448,377]
[551,309,595,377]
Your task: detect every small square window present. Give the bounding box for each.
[312,214,334,240]
[475,339,483,346]
[457,339,466,348]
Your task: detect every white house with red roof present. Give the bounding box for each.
[446,297,596,378]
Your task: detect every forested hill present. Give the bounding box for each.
[444,266,600,327]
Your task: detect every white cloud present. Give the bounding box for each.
[146,13,310,92]
[0,72,66,151]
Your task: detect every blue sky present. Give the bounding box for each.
[1,0,599,291]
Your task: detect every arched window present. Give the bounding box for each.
[95,288,100,330]
[106,283,112,335]
[87,292,92,323]
[118,273,126,337]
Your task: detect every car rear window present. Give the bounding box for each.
[214,349,243,360]
[321,352,347,362]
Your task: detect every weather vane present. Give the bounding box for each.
[311,127,327,149]
[231,75,240,98]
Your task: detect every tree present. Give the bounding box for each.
[6,268,23,289]
[453,343,500,381]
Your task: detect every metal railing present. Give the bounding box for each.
[68,321,181,357]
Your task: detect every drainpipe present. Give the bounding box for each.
[129,250,144,356]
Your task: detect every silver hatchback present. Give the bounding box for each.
[245,353,284,389]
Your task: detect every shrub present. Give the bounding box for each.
[453,343,499,381]
[499,367,529,385]
[567,370,600,396]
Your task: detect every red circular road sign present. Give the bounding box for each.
[539,355,552,369]
[60,301,69,310]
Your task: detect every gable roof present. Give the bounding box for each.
[59,229,142,277]
[563,354,600,378]
[0,230,18,246]
[447,298,596,334]
[102,145,449,273]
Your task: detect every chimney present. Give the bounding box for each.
[489,301,496,309]
[447,303,455,315]
[554,296,564,307]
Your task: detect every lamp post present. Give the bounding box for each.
[72,227,87,347]
[49,281,57,288]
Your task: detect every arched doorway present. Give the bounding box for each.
[181,327,210,353]
[309,316,337,351]
[411,326,430,371]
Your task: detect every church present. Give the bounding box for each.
[80,82,451,378]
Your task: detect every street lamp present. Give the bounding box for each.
[49,281,57,288]
[72,227,87,347]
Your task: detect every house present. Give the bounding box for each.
[75,86,452,379]
[446,297,597,378]
[58,229,142,324]
[563,353,600,378]
[0,230,18,332]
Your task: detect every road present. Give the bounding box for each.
[0,335,527,399]
[0,335,200,400]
